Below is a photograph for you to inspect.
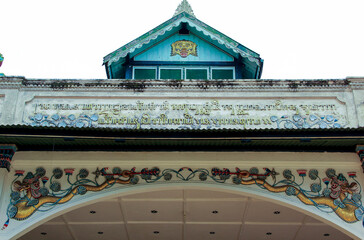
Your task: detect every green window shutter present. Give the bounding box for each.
[160,69,182,80]
[134,69,156,79]
[211,69,234,79]
[186,69,208,80]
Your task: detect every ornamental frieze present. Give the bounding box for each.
[23,99,348,130]
[2,166,363,230]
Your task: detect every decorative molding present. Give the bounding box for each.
[173,0,195,17]
[23,98,347,130]
[271,114,343,129]
[2,166,363,231]
[0,77,356,92]
[171,40,198,58]
[0,145,17,172]
[28,113,98,127]
[25,112,345,130]
[356,145,364,173]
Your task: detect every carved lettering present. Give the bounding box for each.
[29,99,346,130]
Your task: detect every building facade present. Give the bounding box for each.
[1,1,364,239]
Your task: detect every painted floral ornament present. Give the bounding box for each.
[2,166,364,230]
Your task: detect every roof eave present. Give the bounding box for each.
[1,125,364,152]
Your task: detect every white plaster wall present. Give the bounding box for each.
[353,92,364,127]
[350,77,364,127]
[0,77,362,130]
[1,78,364,239]
[0,89,19,125]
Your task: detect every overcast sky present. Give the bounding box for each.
[1,0,363,80]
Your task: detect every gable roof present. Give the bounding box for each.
[103,1,263,78]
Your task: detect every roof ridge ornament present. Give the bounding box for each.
[173,0,196,17]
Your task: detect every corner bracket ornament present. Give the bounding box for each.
[356,145,364,173]
[0,145,17,172]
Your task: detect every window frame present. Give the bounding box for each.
[132,66,236,80]
[184,67,209,80]
[132,66,157,80]
[159,67,183,80]
[210,67,235,80]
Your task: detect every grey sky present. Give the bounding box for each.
[1,0,363,79]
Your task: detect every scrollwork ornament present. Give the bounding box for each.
[323,188,331,197]
[10,192,20,202]
[39,188,49,197]
[249,167,259,175]
[77,186,87,195]
[164,173,172,181]
[309,169,319,180]
[112,167,122,175]
[352,194,362,203]
[53,168,63,179]
[310,183,322,193]
[8,206,18,219]
[285,186,296,196]
[232,176,241,185]
[26,199,39,207]
[50,182,61,192]
[130,176,139,185]
[283,169,293,180]
[3,166,364,230]
[35,167,46,177]
[326,168,336,178]
[199,172,207,181]
[79,169,89,179]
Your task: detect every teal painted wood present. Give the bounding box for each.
[134,33,234,62]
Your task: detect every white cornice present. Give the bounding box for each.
[0,77,358,92]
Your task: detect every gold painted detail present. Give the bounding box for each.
[171,40,197,58]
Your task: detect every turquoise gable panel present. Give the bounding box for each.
[134,34,234,62]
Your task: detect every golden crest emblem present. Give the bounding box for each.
[171,40,197,58]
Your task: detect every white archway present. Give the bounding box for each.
[2,151,363,240]
[10,183,361,240]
